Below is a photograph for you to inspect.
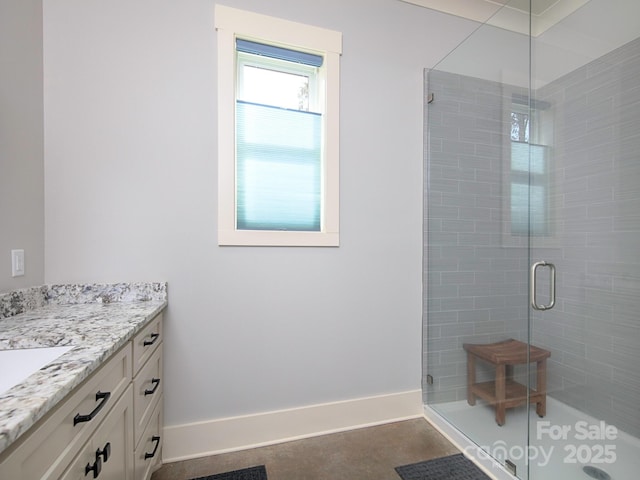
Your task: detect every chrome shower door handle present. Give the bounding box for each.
[530,261,556,311]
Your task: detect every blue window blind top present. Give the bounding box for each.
[236,39,323,67]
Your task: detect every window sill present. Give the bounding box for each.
[218,229,339,247]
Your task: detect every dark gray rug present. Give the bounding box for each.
[191,465,267,480]
[395,454,491,480]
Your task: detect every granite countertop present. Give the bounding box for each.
[0,283,167,456]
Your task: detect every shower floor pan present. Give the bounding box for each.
[424,397,639,480]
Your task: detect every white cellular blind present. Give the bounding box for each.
[511,142,549,236]
[236,100,322,231]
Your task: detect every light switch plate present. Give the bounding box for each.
[11,249,25,277]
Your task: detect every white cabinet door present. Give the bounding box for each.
[60,386,134,480]
[134,397,163,480]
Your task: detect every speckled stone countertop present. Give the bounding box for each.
[0,283,167,456]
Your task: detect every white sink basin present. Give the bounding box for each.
[0,346,74,395]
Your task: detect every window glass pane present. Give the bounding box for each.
[511,142,546,174]
[530,185,548,234]
[511,182,529,235]
[236,101,321,231]
[241,65,310,111]
[529,144,547,174]
[511,112,529,142]
[511,141,529,172]
[510,142,549,236]
[511,183,548,236]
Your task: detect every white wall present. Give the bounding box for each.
[0,0,44,292]
[42,0,477,429]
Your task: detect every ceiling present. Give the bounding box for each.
[400,0,640,88]
[399,0,590,36]
[489,0,559,16]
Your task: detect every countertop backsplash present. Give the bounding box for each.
[0,286,48,319]
[0,282,168,319]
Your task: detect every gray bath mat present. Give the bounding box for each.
[191,465,267,480]
[396,454,490,480]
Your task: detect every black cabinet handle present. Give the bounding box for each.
[74,391,111,426]
[143,333,160,347]
[144,378,161,396]
[144,436,161,460]
[96,442,111,463]
[85,457,102,478]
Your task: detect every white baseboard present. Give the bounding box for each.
[162,389,423,462]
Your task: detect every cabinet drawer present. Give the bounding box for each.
[0,344,131,480]
[60,386,134,480]
[134,396,163,480]
[132,313,163,375]
[133,344,162,448]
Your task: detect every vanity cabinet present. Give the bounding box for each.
[0,312,164,480]
[132,313,164,479]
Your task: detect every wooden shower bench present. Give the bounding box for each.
[463,339,550,426]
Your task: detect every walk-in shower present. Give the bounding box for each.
[422,1,640,479]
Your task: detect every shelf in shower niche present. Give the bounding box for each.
[464,339,551,426]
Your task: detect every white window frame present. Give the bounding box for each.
[215,5,342,246]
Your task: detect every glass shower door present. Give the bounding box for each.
[527,2,640,479]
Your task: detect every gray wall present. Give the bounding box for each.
[0,0,45,292]
[41,0,478,428]
[424,37,640,436]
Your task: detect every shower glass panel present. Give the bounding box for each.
[424,1,640,479]
[424,1,533,478]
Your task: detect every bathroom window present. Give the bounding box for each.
[507,102,553,238]
[235,41,322,233]
[215,5,342,246]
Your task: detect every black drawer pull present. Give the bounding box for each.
[85,457,102,478]
[74,391,111,426]
[144,436,161,460]
[143,333,160,347]
[96,442,111,463]
[144,378,161,396]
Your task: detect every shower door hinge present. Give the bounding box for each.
[505,459,517,476]
[427,93,435,104]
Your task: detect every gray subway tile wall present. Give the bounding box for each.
[424,68,530,404]
[424,36,640,437]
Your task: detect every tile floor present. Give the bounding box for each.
[151,418,461,480]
